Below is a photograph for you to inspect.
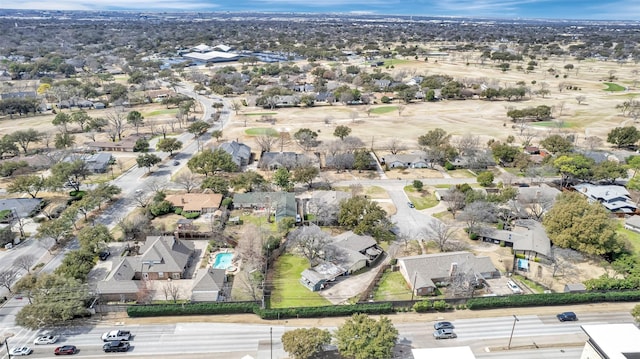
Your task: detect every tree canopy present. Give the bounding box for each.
[543,192,625,256]
[338,196,392,241]
[282,328,331,359]
[334,313,399,359]
[607,126,640,148]
[187,148,237,176]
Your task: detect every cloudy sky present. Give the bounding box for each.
[2,0,639,20]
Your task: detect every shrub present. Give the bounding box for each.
[469,232,478,240]
[433,300,449,311]
[515,253,526,259]
[183,212,200,219]
[389,258,397,266]
[174,208,183,215]
[466,291,640,310]
[254,303,394,320]
[413,300,433,313]
[127,302,257,317]
[444,162,455,170]
[221,198,232,209]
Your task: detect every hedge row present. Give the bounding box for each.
[466,291,640,310]
[127,302,257,317]
[413,300,450,313]
[254,303,394,320]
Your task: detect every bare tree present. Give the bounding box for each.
[386,138,407,155]
[36,236,55,254]
[428,221,457,252]
[397,104,405,117]
[555,101,566,116]
[0,268,18,293]
[583,136,603,150]
[517,188,556,221]
[576,95,586,105]
[451,134,480,156]
[288,225,331,266]
[236,224,266,272]
[174,171,200,193]
[14,254,36,274]
[132,191,151,208]
[255,135,279,153]
[349,110,359,123]
[136,280,153,304]
[162,281,181,303]
[308,198,339,226]
[443,188,466,219]
[448,263,477,298]
[236,269,262,301]
[105,106,127,141]
[459,201,496,234]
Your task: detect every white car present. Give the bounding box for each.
[33,335,59,345]
[507,280,523,294]
[10,346,33,356]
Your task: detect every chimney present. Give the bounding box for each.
[449,262,458,277]
[181,197,186,204]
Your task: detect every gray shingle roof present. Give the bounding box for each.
[218,141,251,166]
[191,268,226,302]
[139,236,194,274]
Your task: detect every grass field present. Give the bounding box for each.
[373,270,413,301]
[530,121,574,128]
[404,186,439,209]
[383,59,415,66]
[270,254,331,308]
[244,127,279,136]
[244,112,278,116]
[603,82,626,92]
[370,106,397,115]
[143,108,179,117]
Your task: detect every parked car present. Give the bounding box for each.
[433,328,457,339]
[408,202,415,208]
[98,251,111,261]
[103,341,130,353]
[434,321,455,330]
[10,346,33,356]
[54,345,77,355]
[557,311,578,322]
[34,335,59,345]
[507,280,523,294]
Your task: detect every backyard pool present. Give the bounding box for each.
[213,252,234,270]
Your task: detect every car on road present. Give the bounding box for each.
[433,328,457,339]
[10,346,33,356]
[54,345,77,355]
[434,321,455,330]
[173,160,180,166]
[557,311,578,322]
[34,335,59,345]
[408,202,415,208]
[99,250,111,261]
[103,341,130,353]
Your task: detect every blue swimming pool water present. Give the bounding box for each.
[213,252,233,269]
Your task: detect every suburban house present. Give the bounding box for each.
[573,183,637,213]
[165,193,223,214]
[258,152,312,170]
[380,152,429,169]
[86,135,143,152]
[478,219,552,262]
[580,324,640,359]
[81,152,114,173]
[96,257,142,302]
[396,252,499,296]
[218,141,252,167]
[191,268,227,302]
[139,236,195,280]
[233,192,298,222]
[0,197,44,220]
[624,216,640,233]
[300,230,384,291]
[300,190,351,225]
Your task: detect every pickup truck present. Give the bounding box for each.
[101,330,132,342]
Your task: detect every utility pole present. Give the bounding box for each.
[270,327,273,359]
[410,271,418,301]
[508,314,519,349]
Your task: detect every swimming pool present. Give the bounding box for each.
[213,252,234,270]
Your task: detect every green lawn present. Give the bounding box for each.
[370,106,397,115]
[143,108,179,117]
[603,82,626,92]
[244,112,278,116]
[244,127,279,137]
[373,270,413,301]
[404,186,439,209]
[447,169,475,178]
[618,220,640,255]
[270,254,331,308]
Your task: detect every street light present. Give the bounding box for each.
[2,332,14,359]
[507,314,519,349]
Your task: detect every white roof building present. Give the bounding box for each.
[581,324,640,359]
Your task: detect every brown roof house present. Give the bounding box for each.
[96,236,195,302]
[191,268,227,302]
[166,193,223,214]
[397,251,498,296]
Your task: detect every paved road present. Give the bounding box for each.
[0,309,632,359]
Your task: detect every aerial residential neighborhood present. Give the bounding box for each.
[1,5,640,359]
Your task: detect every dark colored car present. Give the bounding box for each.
[173,160,180,166]
[99,251,111,261]
[557,311,578,322]
[103,341,130,353]
[408,202,415,208]
[54,345,77,355]
[434,321,455,330]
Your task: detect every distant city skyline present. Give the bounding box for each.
[1,0,639,21]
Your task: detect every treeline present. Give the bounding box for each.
[507,105,552,121]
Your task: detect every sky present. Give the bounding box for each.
[2,0,640,21]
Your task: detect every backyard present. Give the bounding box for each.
[270,254,331,308]
[373,270,413,301]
